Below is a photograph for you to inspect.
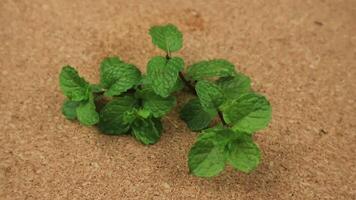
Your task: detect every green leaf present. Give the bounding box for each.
[98,96,138,135]
[195,80,225,110]
[227,133,261,173]
[137,108,151,119]
[221,93,272,133]
[216,73,251,99]
[61,99,80,120]
[149,24,183,53]
[59,66,89,101]
[139,88,176,118]
[76,94,99,126]
[186,59,236,81]
[131,117,162,145]
[146,56,184,97]
[188,127,234,177]
[180,98,217,131]
[100,57,141,96]
[122,109,137,124]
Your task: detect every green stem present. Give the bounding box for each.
[178,71,228,126]
[218,110,227,126]
[179,72,196,94]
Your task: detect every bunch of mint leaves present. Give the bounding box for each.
[59,24,271,177]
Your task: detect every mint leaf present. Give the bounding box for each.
[98,96,138,135]
[149,24,183,53]
[227,133,261,173]
[216,73,251,99]
[188,128,234,177]
[137,108,151,119]
[146,56,184,97]
[180,98,217,131]
[189,140,225,177]
[195,80,224,110]
[62,99,80,120]
[122,109,137,124]
[59,66,89,101]
[100,57,141,96]
[76,94,99,126]
[186,59,236,81]
[138,88,176,118]
[131,117,162,145]
[221,93,272,133]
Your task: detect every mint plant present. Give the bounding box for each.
[59,24,271,177]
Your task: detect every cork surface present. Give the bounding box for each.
[1,0,355,199]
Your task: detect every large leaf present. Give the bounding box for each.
[100,57,141,96]
[138,88,176,118]
[131,117,162,145]
[188,128,234,177]
[180,98,217,131]
[149,24,183,53]
[61,99,80,120]
[76,94,99,126]
[195,80,225,110]
[186,59,236,81]
[59,66,89,101]
[98,96,138,135]
[146,56,184,97]
[227,133,261,173]
[216,73,251,99]
[221,93,271,133]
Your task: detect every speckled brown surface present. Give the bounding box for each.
[0,0,355,199]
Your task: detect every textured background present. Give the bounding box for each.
[0,0,355,199]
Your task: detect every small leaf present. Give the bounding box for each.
[76,94,99,126]
[149,24,183,53]
[227,133,261,173]
[146,56,184,97]
[98,96,138,135]
[139,88,176,118]
[188,128,234,177]
[221,93,272,133]
[180,98,217,131]
[187,59,236,81]
[59,66,89,101]
[100,57,141,96]
[62,99,80,120]
[137,108,151,119]
[131,117,162,145]
[195,80,225,110]
[216,73,251,99]
[122,110,137,124]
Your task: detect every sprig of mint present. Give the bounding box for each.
[59,24,272,178]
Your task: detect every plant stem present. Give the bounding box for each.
[166,51,172,59]
[218,111,227,126]
[179,72,196,95]
[165,51,228,127]
[178,71,228,126]
[166,53,171,60]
